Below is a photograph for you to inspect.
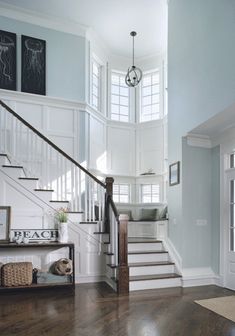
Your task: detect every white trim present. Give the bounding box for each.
[75,275,106,284]
[0,1,87,37]
[186,134,212,148]
[163,237,182,273]
[181,267,218,287]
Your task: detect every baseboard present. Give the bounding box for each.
[182,267,219,287]
[75,275,106,284]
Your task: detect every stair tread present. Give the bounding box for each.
[128,261,174,267]
[80,221,98,224]
[128,238,162,243]
[130,273,182,281]
[2,165,23,168]
[50,200,69,203]
[19,177,39,180]
[67,211,84,214]
[93,232,109,234]
[35,189,54,192]
[128,250,168,255]
[107,264,118,269]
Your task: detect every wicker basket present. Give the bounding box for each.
[1,262,33,287]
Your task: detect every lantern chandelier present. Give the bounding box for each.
[125,31,142,87]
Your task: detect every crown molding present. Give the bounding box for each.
[0,1,88,37]
[186,133,212,149]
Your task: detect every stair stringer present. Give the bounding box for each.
[162,237,183,278]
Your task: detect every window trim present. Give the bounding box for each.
[91,57,102,112]
[140,184,160,204]
[139,68,161,123]
[113,183,130,204]
[110,70,130,123]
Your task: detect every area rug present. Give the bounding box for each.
[195,296,235,322]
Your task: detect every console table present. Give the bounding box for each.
[0,242,75,292]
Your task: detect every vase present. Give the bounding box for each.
[58,222,68,243]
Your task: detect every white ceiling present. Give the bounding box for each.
[0,0,168,58]
[188,102,235,139]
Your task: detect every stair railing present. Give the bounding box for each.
[0,99,105,222]
[105,177,129,294]
[0,99,129,293]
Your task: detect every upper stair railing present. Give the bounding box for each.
[0,99,129,294]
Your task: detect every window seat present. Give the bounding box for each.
[128,219,168,239]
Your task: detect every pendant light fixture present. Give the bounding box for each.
[125,31,142,87]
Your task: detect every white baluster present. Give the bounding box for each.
[78,169,82,211]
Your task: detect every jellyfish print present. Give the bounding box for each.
[0,30,16,91]
[22,35,46,95]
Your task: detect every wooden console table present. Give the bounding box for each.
[0,242,75,292]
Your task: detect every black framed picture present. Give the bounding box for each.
[0,206,11,243]
[0,30,17,91]
[21,35,46,95]
[169,161,180,186]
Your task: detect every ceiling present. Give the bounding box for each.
[0,0,168,58]
[188,102,235,139]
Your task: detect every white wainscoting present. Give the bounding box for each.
[107,124,135,176]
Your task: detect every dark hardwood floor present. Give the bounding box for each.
[0,283,234,336]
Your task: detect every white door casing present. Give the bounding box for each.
[224,168,235,290]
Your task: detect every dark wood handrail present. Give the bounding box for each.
[0,99,106,188]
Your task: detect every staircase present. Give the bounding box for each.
[128,238,181,290]
[0,99,182,293]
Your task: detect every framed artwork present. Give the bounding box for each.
[169,161,180,186]
[21,35,46,95]
[0,30,17,91]
[0,206,11,243]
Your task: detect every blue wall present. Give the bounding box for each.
[0,16,86,101]
[168,0,235,269]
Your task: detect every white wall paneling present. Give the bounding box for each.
[107,123,135,176]
[136,120,164,176]
[89,114,106,172]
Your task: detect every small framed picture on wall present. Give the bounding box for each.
[0,206,11,243]
[169,161,180,186]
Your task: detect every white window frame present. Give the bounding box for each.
[90,55,102,111]
[140,69,161,123]
[113,183,130,203]
[140,184,160,203]
[110,70,130,123]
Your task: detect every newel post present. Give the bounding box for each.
[104,177,114,232]
[118,214,129,294]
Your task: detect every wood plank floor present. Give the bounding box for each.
[0,283,235,336]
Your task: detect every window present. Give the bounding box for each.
[141,184,160,203]
[113,184,130,203]
[140,70,160,122]
[111,72,129,122]
[92,59,101,111]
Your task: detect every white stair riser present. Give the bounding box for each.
[130,277,181,291]
[128,253,168,263]
[18,179,39,190]
[1,167,25,178]
[49,202,70,209]
[34,191,53,203]
[128,242,163,252]
[129,264,175,276]
[0,156,9,165]
[68,213,84,223]
[106,266,116,278]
